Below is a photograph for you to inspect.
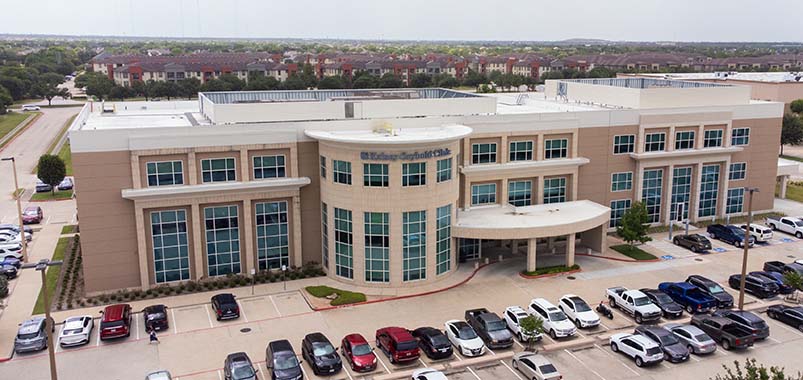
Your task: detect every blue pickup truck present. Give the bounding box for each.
[658,282,719,314]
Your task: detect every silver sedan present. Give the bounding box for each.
[663,323,717,354]
[512,351,562,380]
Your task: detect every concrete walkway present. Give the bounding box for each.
[774,197,803,216]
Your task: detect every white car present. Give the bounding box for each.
[512,352,562,380]
[145,371,172,380]
[0,231,31,242]
[558,294,600,328]
[411,368,447,380]
[0,233,24,245]
[58,315,94,347]
[740,224,773,243]
[444,320,486,357]
[21,104,41,111]
[610,333,664,367]
[528,298,576,339]
[0,243,22,260]
[504,306,542,342]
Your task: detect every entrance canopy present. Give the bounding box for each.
[453,200,610,240]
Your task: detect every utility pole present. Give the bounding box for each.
[3,157,28,262]
[737,188,759,310]
[21,259,63,380]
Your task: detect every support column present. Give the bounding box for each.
[691,163,704,222]
[191,203,205,280]
[566,233,576,267]
[634,162,644,202]
[135,205,149,289]
[718,160,730,218]
[242,199,255,274]
[537,176,545,204]
[187,152,197,185]
[131,153,142,189]
[511,240,519,255]
[239,149,250,182]
[664,164,675,226]
[781,175,789,199]
[501,179,509,206]
[527,238,537,272]
[292,195,303,267]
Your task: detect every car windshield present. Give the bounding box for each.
[707,285,725,294]
[23,210,37,216]
[430,334,449,346]
[63,328,83,335]
[796,221,803,227]
[312,342,335,356]
[633,297,651,306]
[657,333,679,345]
[654,293,673,303]
[352,343,372,356]
[274,355,299,370]
[147,312,166,320]
[694,334,711,342]
[397,340,418,351]
[571,298,591,312]
[539,364,558,374]
[646,347,662,356]
[458,327,478,339]
[487,320,507,331]
[548,311,567,321]
[232,365,255,379]
[101,320,124,329]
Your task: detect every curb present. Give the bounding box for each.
[576,253,660,263]
[28,193,75,203]
[311,262,497,312]
[518,268,582,279]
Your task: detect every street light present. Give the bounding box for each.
[737,188,759,311]
[2,157,28,262]
[21,258,63,380]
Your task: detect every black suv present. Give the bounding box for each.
[640,288,683,319]
[142,304,169,331]
[712,310,770,340]
[411,326,453,360]
[763,261,803,275]
[302,332,342,375]
[224,352,257,380]
[686,275,734,308]
[266,339,302,380]
[211,294,240,321]
[727,274,779,299]
[672,234,711,253]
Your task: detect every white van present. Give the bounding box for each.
[740,223,773,243]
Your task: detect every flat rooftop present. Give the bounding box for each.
[629,72,803,84]
[555,77,731,89]
[200,88,480,105]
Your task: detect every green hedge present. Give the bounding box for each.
[610,244,657,260]
[521,264,580,277]
[306,285,366,306]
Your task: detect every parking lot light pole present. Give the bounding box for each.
[21,258,63,380]
[3,157,28,262]
[737,188,759,311]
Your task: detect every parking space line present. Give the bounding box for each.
[768,336,782,344]
[769,319,802,335]
[171,307,178,334]
[343,364,355,380]
[689,355,700,362]
[205,305,214,328]
[453,351,463,361]
[95,324,101,346]
[465,366,482,380]
[269,296,282,317]
[376,353,392,373]
[418,358,427,367]
[217,370,223,380]
[237,300,249,322]
[487,347,496,356]
[134,314,140,340]
[575,329,586,339]
[594,344,639,376]
[299,364,309,378]
[598,322,611,331]
[512,339,524,349]
[564,349,607,380]
[500,360,523,380]
[661,362,671,369]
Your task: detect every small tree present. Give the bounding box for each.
[791,99,803,114]
[37,154,66,196]
[782,113,803,155]
[616,201,652,245]
[783,270,803,303]
[713,358,802,380]
[518,315,545,351]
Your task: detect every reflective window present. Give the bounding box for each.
[403,211,427,282]
[201,158,236,183]
[253,155,286,179]
[255,201,289,270]
[364,212,389,283]
[204,205,240,276]
[151,210,190,283]
[146,161,184,187]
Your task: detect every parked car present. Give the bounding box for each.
[740,223,773,243]
[672,234,712,253]
[1,256,21,269]
[749,271,794,294]
[658,282,718,314]
[1,263,17,279]
[690,315,754,350]
[727,274,779,299]
[763,261,803,275]
[302,332,342,375]
[765,216,803,238]
[0,231,26,244]
[529,298,576,339]
[35,180,52,193]
[411,368,447,380]
[558,294,600,328]
[145,371,173,380]
[640,288,683,318]
[265,339,302,380]
[99,304,132,340]
[58,315,93,347]
[663,323,717,355]
[0,243,22,260]
[606,287,662,324]
[411,327,453,360]
[609,333,664,367]
[686,275,734,308]
[22,206,43,224]
[766,305,803,332]
[223,352,257,380]
[464,308,514,348]
[14,316,49,353]
[341,333,377,372]
[142,304,169,332]
[0,223,33,235]
[634,325,689,363]
[504,306,542,342]
[57,177,74,191]
[511,352,562,380]
[707,224,754,247]
[712,309,770,340]
[444,320,485,357]
[375,326,420,364]
[211,293,240,321]
[21,104,40,111]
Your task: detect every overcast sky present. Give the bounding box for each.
[2,0,801,42]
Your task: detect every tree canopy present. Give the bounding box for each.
[616,201,652,245]
[781,114,803,155]
[37,154,66,195]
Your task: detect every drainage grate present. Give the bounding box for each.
[567,276,576,280]
[788,255,796,259]
[694,258,703,262]
[240,328,252,334]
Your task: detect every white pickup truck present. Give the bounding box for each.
[606,287,662,324]
[765,216,803,238]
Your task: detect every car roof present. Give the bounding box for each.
[305,332,330,344]
[213,293,235,302]
[227,352,251,363]
[688,275,714,284]
[448,320,471,330]
[383,327,414,341]
[144,305,166,313]
[637,326,671,336]
[19,317,45,334]
[506,306,528,315]
[722,310,762,322]
[629,334,659,347]
[268,339,294,353]
[102,304,129,321]
[343,333,368,345]
[531,298,557,308]
[415,327,442,337]
[23,206,39,211]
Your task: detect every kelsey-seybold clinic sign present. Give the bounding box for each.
[360,148,451,161]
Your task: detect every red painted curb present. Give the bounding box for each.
[518,268,582,279]
[312,262,496,312]
[576,253,661,263]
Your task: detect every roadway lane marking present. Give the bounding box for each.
[500,360,523,380]
[594,344,639,376]
[237,300,248,322]
[564,349,607,380]
[465,366,482,380]
[205,305,214,328]
[171,307,178,334]
[269,295,282,317]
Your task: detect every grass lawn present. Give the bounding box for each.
[33,237,70,314]
[784,181,803,203]
[305,285,366,306]
[610,244,658,260]
[521,264,580,277]
[58,140,73,176]
[780,154,803,163]
[60,224,77,235]
[31,190,73,201]
[0,112,31,140]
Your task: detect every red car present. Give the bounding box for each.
[341,333,377,372]
[22,206,43,224]
[99,304,132,340]
[375,327,420,364]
